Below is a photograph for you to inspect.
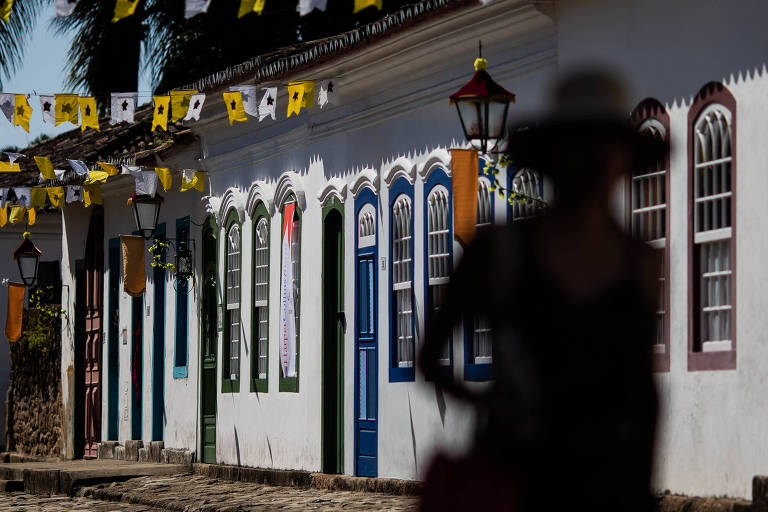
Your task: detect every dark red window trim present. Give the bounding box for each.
[687,82,737,371]
[630,98,671,373]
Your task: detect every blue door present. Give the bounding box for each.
[355,194,378,477]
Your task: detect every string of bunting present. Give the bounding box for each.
[0,153,207,227]
[1,0,383,24]
[0,79,338,134]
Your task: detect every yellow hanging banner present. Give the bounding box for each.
[27,208,35,225]
[13,94,32,132]
[84,170,109,184]
[5,282,25,343]
[0,205,6,227]
[155,168,172,191]
[222,91,247,126]
[0,0,13,23]
[8,206,25,224]
[286,81,314,117]
[170,90,197,122]
[0,162,20,172]
[46,187,65,208]
[55,94,80,126]
[79,96,100,132]
[112,0,140,22]
[353,0,382,13]
[34,156,56,180]
[83,185,102,207]
[152,96,170,131]
[238,0,265,17]
[30,188,47,208]
[97,162,120,176]
[121,235,146,297]
[451,148,479,246]
[181,171,205,193]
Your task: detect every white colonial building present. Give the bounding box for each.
[50,0,768,499]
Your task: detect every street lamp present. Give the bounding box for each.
[450,43,515,155]
[14,231,42,287]
[128,193,163,240]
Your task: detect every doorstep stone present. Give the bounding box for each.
[114,446,125,461]
[138,448,149,463]
[124,440,143,462]
[161,448,194,465]
[148,441,164,463]
[97,441,119,460]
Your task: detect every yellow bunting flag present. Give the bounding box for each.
[84,170,109,184]
[55,94,79,126]
[238,0,265,17]
[0,162,20,172]
[353,0,382,13]
[30,188,46,208]
[34,156,56,180]
[170,90,197,122]
[5,282,25,343]
[155,168,172,191]
[152,96,170,131]
[222,91,247,126]
[286,81,314,117]
[0,0,12,23]
[79,96,99,132]
[121,235,146,297]
[13,94,32,132]
[181,170,205,192]
[451,148,479,246]
[97,162,120,176]
[112,0,139,22]
[46,187,65,208]
[27,208,35,225]
[0,205,6,227]
[83,185,102,207]
[8,206,25,224]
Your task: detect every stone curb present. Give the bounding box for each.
[656,495,752,511]
[191,463,422,496]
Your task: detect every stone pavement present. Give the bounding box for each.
[0,492,163,511]
[78,473,419,511]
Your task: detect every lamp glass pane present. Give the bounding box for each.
[18,256,37,285]
[135,201,160,238]
[456,100,484,140]
[487,100,509,141]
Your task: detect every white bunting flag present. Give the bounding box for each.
[230,85,259,117]
[40,95,56,124]
[68,159,90,178]
[55,0,78,16]
[5,152,25,167]
[66,186,82,203]
[13,188,30,208]
[54,169,66,180]
[182,169,196,184]
[185,0,211,18]
[317,79,337,108]
[0,188,8,208]
[110,93,138,125]
[279,201,297,378]
[127,168,159,197]
[297,0,327,16]
[183,93,206,121]
[258,87,277,122]
[0,94,14,124]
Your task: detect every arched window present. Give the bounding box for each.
[389,177,415,382]
[688,82,736,371]
[424,173,452,367]
[509,168,544,222]
[251,206,270,392]
[476,177,493,228]
[279,197,301,392]
[358,203,376,249]
[631,98,670,372]
[224,215,241,389]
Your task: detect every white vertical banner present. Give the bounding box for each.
[279,202,297,378]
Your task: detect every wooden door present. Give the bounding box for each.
[107,239,120,440]
[83,209,104,458]
[200,218,218,463]
[131,296,143,440]
[322,206,344,474]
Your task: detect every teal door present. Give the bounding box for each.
[200,218,218,463]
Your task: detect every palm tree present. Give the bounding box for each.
[1,0,415,100]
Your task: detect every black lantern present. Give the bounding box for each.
[175,240,193,281]
[14,232,42,287]
[449,44,515,155]
[129,193,163,240]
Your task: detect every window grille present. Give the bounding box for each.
[358,204,376,248]
[510,168,543,222]
[392,195,413,368]
[253,217,269,379]
[693,104,733,352]
[226,223,241,380]
[427,186,451,365]
[477,178,493,227]
[291,211,300,336]
[472,186,492,364]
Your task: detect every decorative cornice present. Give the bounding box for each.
[382,156,416,187]
[317,177,348,206]
[274,171,307,211]
[193,195,221,226]
[246,181,276,217]
[218,187,246,224]
[350,168,380,198]
[418,147,452,180]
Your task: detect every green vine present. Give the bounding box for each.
[24,286,65,352]
[482,155,549,210]
[148,238,175,272]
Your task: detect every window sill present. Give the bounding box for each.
[687,349,736,371]
[173,366,188,379]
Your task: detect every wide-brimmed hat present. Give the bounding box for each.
[505,71,666,177]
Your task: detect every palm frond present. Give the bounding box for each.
[0,0,46,89]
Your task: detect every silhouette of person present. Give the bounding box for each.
[420,71,662,512]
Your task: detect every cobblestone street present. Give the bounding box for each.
[0,473,419,511]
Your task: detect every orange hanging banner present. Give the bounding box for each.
[5,282,25,343]
[121,235,145,297]
[451,148,479,246]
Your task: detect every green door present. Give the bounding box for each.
[201,217,218,464]
[322,203,344,474]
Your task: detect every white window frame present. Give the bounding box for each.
[253,216,269,380]
[358,203,376,249]
[426,185,451,366]
[392,194,413,368]
[226,222,241,380]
